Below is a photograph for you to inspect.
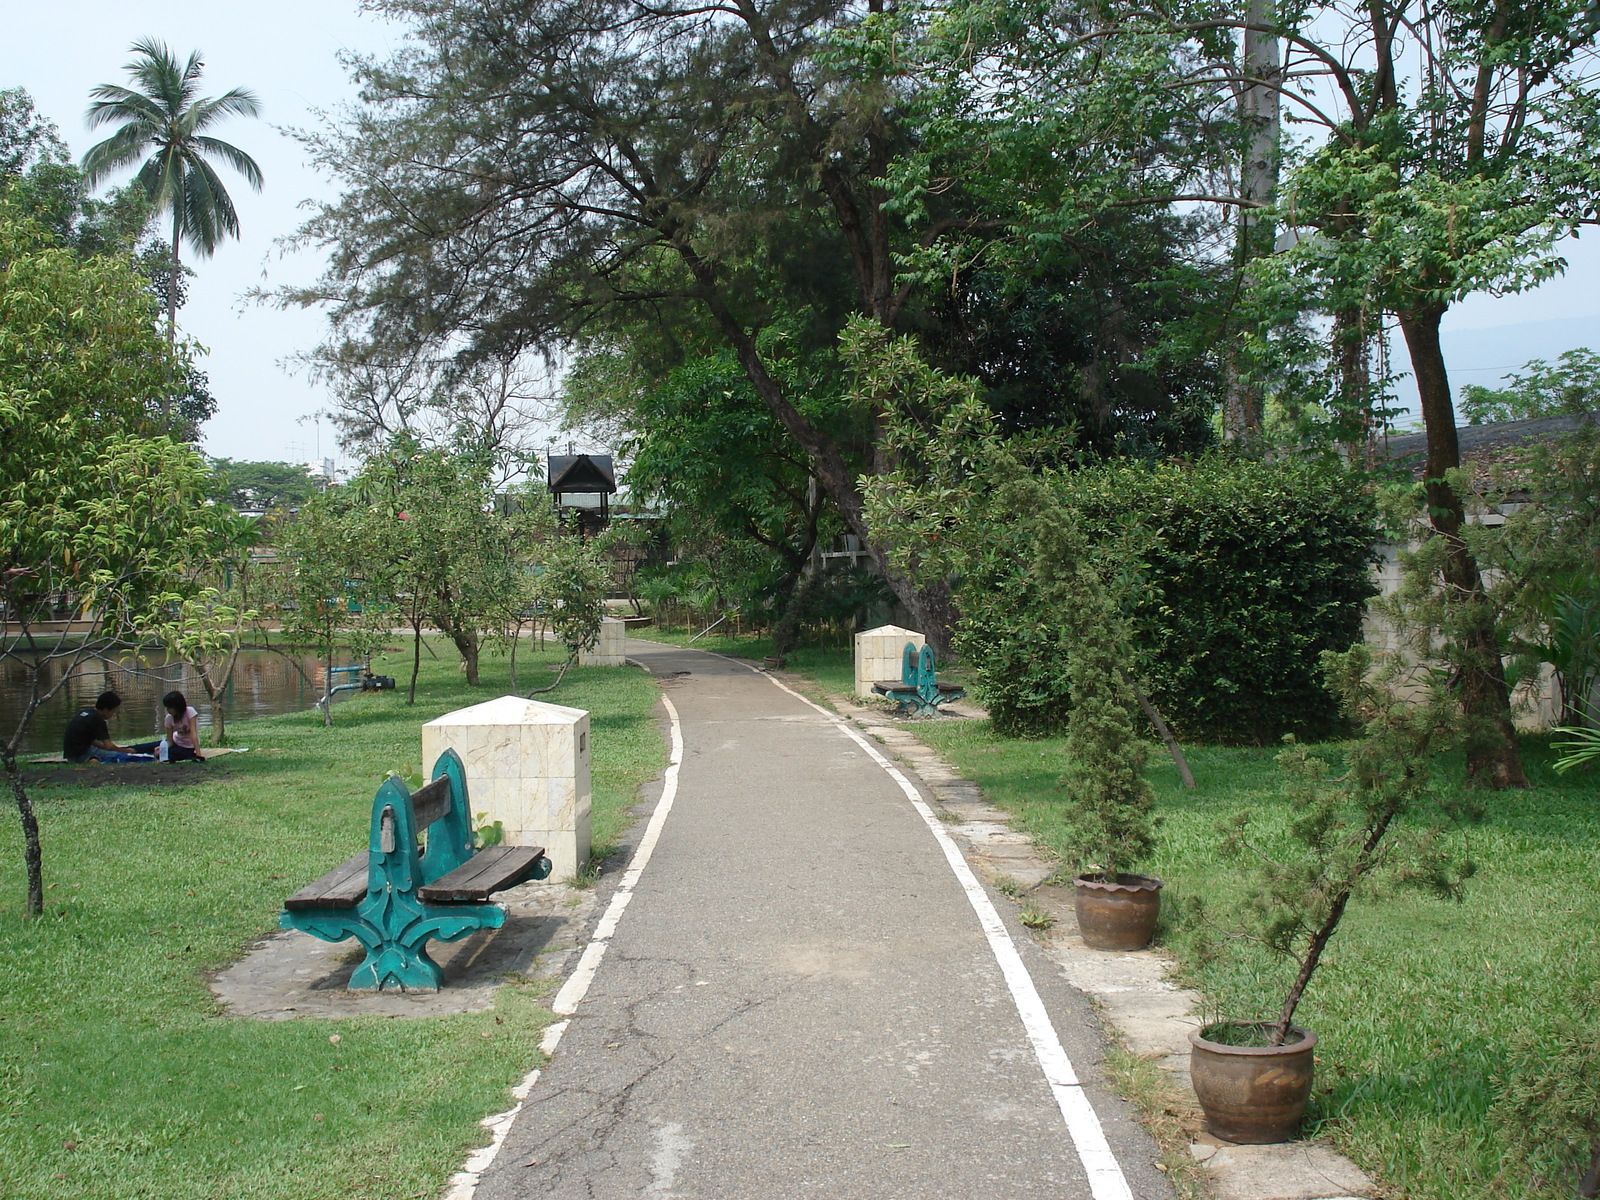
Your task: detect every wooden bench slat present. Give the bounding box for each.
[283,852,368,910]
[410,776,452,829]
[417,846,547,903]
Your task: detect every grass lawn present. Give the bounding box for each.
[907,718,1600,1200]
[0,637,665,1200]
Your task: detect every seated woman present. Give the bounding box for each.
[62,692,156,763]
[160,690,205,763]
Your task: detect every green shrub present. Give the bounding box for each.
[957,456,1378,742]
[854,326,1378,743]
[1490,1016,1600,1198]
[1016,481,1155,875]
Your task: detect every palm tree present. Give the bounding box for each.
[82,38,263,392]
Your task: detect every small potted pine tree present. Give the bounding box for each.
[1029,499,1161,950]
[1190,645,1474,1143]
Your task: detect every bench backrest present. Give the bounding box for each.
[900,641,937,689]
[368,748,476,893]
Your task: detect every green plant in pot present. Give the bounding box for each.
[1022,488,1160,951]
[1192,645,1475,1144]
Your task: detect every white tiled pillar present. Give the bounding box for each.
[855,624,926,698]
[579,616,627,667]
[421,695,592,879]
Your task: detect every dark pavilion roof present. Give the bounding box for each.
[546,454,617,494]
[1383,415,1590,480]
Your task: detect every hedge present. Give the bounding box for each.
[954,456,1379,743]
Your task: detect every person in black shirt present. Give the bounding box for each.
[62,691,155,764]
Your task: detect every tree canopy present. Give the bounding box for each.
[0,201,215,914]
[288,0,1598,781]
[206,458,318,512]
[83,37,264,367]
[289,0,1237,648]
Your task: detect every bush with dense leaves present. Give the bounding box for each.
[957,456,1378,742]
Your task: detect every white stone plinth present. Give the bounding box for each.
[855,624,926,698]
[421,695,591,880]
[579,617,627,667]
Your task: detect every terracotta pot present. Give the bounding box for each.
[1071,872,1163,951]
[1189,1022,1317,1144]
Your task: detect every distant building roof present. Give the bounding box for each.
[1384,415,1590,480]
[546,454,617,494]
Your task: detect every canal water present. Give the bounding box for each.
[1,649,354,755]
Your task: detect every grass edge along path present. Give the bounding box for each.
[901,717,1599,1200]
[0,637,667,1200]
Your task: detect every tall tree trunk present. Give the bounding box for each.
[771,568,824,663]
[4,752,44,916]
[684,261,956,654]
[900,575,958,659]
[320,647,334,726]
[197,669,227,746]
[409,619,423,705]
[661,18,964,656]
[167,214,181,423]
[448,629,480,686]
[1224,2,1280,445]
[762,503,825,662]
[1332,305,1376,466]
[211,642,245,746]
[1397,305,1528,788]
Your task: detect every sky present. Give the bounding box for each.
[1,2,405,471]
[3,3,1598,464]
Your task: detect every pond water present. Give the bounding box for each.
[0,648,354,755]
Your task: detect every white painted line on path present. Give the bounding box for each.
[440,691,685,1200]
[725,657,1136,1200]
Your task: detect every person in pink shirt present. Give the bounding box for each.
[161,691,205,763]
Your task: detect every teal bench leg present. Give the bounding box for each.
[280,893,508,992]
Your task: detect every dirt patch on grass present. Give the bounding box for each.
[20,760,232,788]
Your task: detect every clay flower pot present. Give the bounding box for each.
[1189,1021,1317,1144]
[1071,872,1163,951]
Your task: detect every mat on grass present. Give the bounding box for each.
[26,746,252,763]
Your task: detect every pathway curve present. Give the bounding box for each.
[468,641,1172,1200]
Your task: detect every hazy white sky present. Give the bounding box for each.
[3,2,1596,463]
[2,2,403,467]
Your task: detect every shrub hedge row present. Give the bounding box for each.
[955,456,1378,742]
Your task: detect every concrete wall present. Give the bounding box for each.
[1365,540,1564,731]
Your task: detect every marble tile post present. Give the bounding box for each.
[579,616,627,667]
[421,695,591,879]
[855,624,926,698]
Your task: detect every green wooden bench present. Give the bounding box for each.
[872,642,966,717]
[280,749,552,992]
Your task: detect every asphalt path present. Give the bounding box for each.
[470,640,1171,1200]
